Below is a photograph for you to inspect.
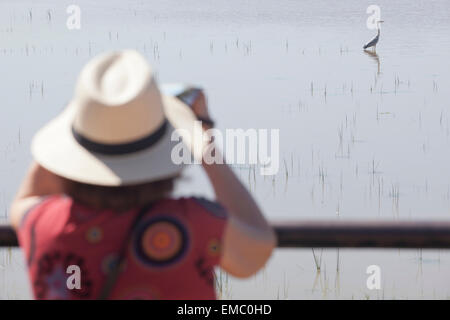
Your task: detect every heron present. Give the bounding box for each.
[363,20,384,51]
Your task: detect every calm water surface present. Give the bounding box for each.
[1,0,450,299]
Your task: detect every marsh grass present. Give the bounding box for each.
[312,248,323,271]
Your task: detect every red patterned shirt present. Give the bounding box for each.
[17,195,228,300]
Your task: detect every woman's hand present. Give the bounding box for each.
[191,91,214,130]
[191,91,210,120]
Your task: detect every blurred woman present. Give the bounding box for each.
[10,50,275,299]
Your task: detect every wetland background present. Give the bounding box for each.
[1,0,450,299]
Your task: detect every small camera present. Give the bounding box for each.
[160,83,202,108]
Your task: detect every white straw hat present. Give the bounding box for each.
[31,50,203,186]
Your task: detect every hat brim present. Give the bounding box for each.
[31,95,201,186]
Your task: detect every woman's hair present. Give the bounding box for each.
[61,176,178,212]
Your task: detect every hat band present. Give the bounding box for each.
[71,120,168,155]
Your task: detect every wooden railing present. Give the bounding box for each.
[2,220,450,248]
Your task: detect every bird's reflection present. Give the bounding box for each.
[364,49,381,76]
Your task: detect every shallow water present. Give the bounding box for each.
[1,0,450,299]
